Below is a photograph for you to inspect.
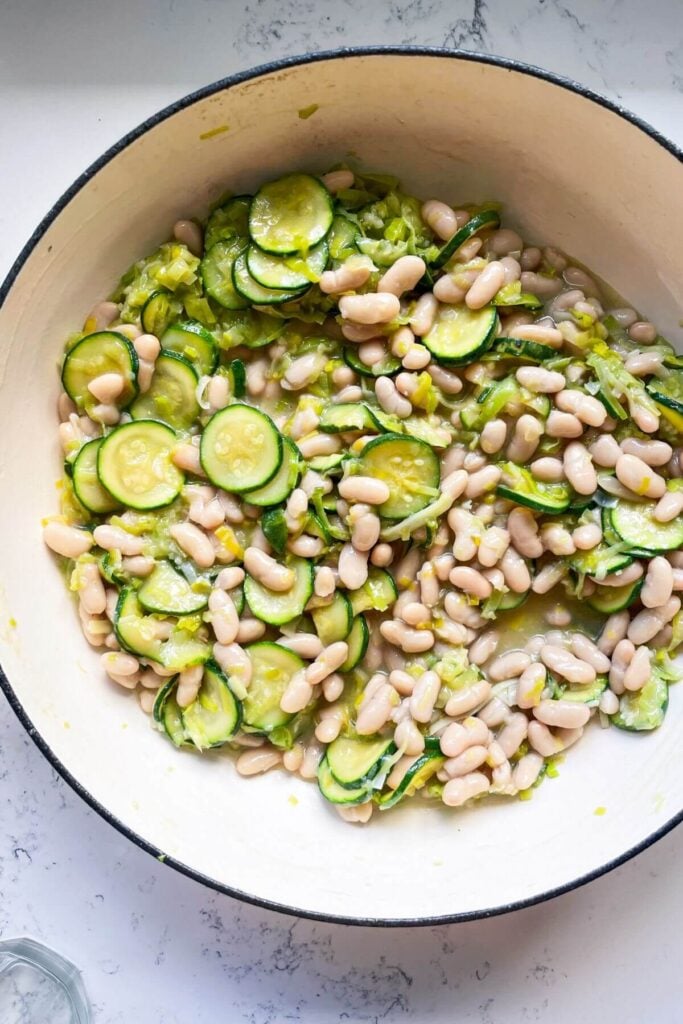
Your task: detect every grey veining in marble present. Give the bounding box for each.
[1,0,682,1020]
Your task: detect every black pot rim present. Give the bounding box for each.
[1,45,681,928]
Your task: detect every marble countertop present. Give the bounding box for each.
[1,1,681,1020]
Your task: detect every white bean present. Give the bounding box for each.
[375,375,412,418]
[655,490,683,522]
[442,772,490,807]
[468,630,500,666]
[449,565,492,600]
[528,722,583,757]
[305,642,349,686]
[84,300,118,332]
[506,414,543,463]
[321,169,354,192]
[77,562,106,615]
[629,321,657,344]
[516,367,565,393]
[173,219,203,256]
[466,261,505,309]
[620,437,672,467]
[176,664,204,708]
[93,524,144,556]
[445,680,492,718]
[512,752,544,791]
[370,543,394,568]
[533,700,591,729]
[319,254,374,295]
[378,255,426,297]
[545,411,583,438]
[615,454,665,498]
[339,293,400,325]
[501,546,531,593]
[380,619,434,653]
[497,712,529,758]
[517,663,546,709]
[235,618,266,644]
[43,521,94,558]
[477,526,510,568]
[421,199,464,240]
[168,523,214,568]
[410,293,439,337]
[402,344,431,370]
[487,650,530,684]
[555,390,606,427]
[409,670,441,723]
[641,556,674,609]
[465,465,501,500]
[356,682,398,735]
[337,543,368,590]
[597,611,630,656]
[623,646,651,692]
[628,597,680,645]
[338,476,391,505]
[508,322,563,347]
[624,351,664,376]
[572,522,602,551]
[507,507,542,559]
[236,747,282,777]
[280,671,314,714]
[569,634,611,674]
[562,442,597,496]
[540,645,596,684]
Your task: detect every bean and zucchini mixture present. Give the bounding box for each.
[44,168,683,823]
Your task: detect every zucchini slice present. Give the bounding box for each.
[349,568,398,615]
[242,641,306,732]
[356,434,440,520]
[62,331,138,415]
[340,615,370,671]
[141,290,183,336]
[232,251,307,305]
[569,544,633,579]
[153,678,188,747]
[200,405,282,493]
[647,372,683,415]
[612,667,668,731]
[72,439,120,515]
[326,735,396,789]
[97,420,184,510]
[242,436,301,506]
[587,579,643,614]
[246,239,329,289]
[497,462,571,514]
[460,375,519,431]
[138,560,209,615]
[319,403,380,434]
[201,239,249,310]
[181,661,241,749]
[249,173,333,255]
[327,214,359,260]
[130,352,200,431]
[488,337,557,362]
[311,591,353,645]
[610,500,683,553]
[160,321,218,376]
[318,758,372,805]
[343,347,401,379]
[204,195,251,251]
[431,209,501,269]
[229,358,247,398]
[244,556,314,626]
[423,305,498,366]
[554,675,607,706]
[377,750,446,809]
[261,507,288,554]
[115,589,208,669]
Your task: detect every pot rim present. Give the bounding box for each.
[1,45,681,927]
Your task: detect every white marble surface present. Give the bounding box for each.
[1,1,682,1020]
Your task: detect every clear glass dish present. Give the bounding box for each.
[0,938,90,1024]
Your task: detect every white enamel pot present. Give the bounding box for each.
[1,49,681,925]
